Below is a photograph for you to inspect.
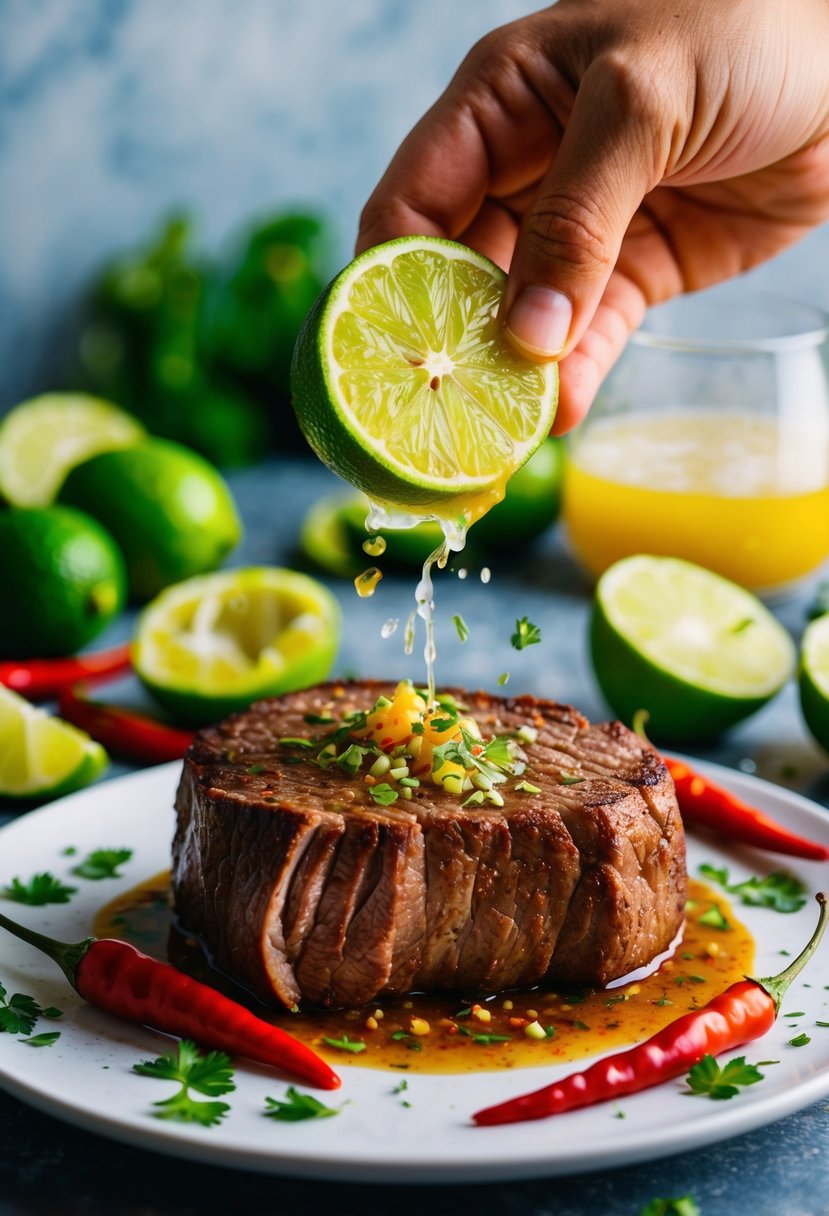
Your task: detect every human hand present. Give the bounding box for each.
[357,0,829,432]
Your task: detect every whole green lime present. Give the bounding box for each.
[0,506,126,658]
[59,438,242,602]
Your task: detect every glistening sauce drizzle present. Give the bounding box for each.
[95,875,754,1075]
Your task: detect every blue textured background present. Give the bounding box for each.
[2,0,829,409]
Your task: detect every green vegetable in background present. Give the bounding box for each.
[204,212,333,396]
[74,216,271,466]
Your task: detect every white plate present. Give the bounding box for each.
[0,760,828,1183]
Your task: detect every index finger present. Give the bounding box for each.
[355,98,490,253]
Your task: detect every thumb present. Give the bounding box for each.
[503,58,668,361]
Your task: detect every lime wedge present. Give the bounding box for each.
[291,237,558,518]
[799,614,829,754]
[590,555,795,743]
[0,393,145,508]
[133,567,341,726]
[0,686,109,801]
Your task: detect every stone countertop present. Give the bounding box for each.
[1,456,829,1216]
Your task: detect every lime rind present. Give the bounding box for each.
[591,555,794,743]
[798,614,829,754]
[596,555,794,698]
[133,567,341,726]
[292,237,558,509]
[801,614,829,698]
[0,686,108,801]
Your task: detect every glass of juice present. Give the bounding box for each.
[562,285,829,596]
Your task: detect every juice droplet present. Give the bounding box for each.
[354,567,383,598]
[363,535,387,557]
[381,618,399,639]
[480,567,491,584]
[404,609,417,655]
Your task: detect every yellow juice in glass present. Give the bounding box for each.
[563,409,829,593]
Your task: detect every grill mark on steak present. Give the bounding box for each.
[172,681,686,1009]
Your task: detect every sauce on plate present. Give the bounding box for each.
[95,875,753,1075]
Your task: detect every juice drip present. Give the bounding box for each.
[354,566,383,597]
[367,499,468,703]
[363,535,386,557]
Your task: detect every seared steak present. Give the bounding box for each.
[172,682,686,1008]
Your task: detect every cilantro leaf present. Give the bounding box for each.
[685,1054,764,1100]
[134,1040,235,1096]
[133,1040,235,1127]
[2,872,77,906]
[639,1199,700,1216]
[369,783,399,806]
[789,1032,811,1047]
[699,865,806,913]
[322,1034,366,1054]
[337,743,369,775]
[264,1087,340,1121]
[511,616,542,650]
[151,1089,231,1127]
[71,849,133,881]
[0,989,48,1036]
[698,905,730,931]
[19,1031,61,1047]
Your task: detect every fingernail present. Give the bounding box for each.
[505,287,572,359]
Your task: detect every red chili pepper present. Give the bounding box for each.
[0,909,340,1091]
[473,892,827,1126]
[58,684,194,764]
[0,645,132,701]
[665,756,829,862]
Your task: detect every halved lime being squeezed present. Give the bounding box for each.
[291,237,558,523]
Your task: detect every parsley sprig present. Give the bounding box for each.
[684,1054,764,1100]
[1,872,77,906]
[133,1040,235,1126]
[0,981,62,1036]
[72,848,133,881]
[639,1199,700,1216]
[264,1087,340,1121]
[699,865,806,913]
[511,617,542,650]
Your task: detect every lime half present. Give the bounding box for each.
[590,555,795,743]
[0,393,145,507]
[0,686,108,801]
[133,567,341,726]
[799,613,829,754]
[291,237,558,516]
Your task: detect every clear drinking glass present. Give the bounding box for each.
[562,285,829,596]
